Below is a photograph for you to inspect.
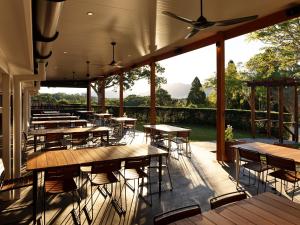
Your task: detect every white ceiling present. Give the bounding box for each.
[0,0,298,82]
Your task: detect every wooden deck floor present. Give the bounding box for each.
[0,131,299,224]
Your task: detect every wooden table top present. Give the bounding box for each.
[33,113,71,117]
[94,113,112,117]
[32,116,78,121]
[233,142,300,163]
[26,144,168,171]
[29,126,111,136]
[31,119,87,125]
[112,117,137,122]
[144,124,191,133]
[172,192,300,225]
[77,110,94,114]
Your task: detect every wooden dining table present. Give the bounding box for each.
[31,119,87,129]
[172,192,300,225]
[232,142,300,186]
[144,124,191,150]
[31,115,78,121]
[27,144,168,225]
[29,126,111,151]
[33,113,71,117]
[112,117,137,135]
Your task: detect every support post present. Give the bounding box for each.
[278,86,284,143]
[23,89,29,134]
[2,74,12,199]
[119,73,124,116]
[150,62,156,125]
[266,87,271,137]
[250,86,256,138]
[13,79,22,198]
[294,86,298,142]
[87,82,91,111]
[216,33,225,162]
[97,79,106,112]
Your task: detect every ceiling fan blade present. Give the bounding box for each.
[185,28,200,39]
[214,15,258,26]
[162,11,195,25]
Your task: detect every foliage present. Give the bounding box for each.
[224,125,234,141]
[156,88,172,106]
[205,60,249,109]
[187,77,206,106]
[32,93,96,105]
[124,95,149,106]
[246,18,300,79]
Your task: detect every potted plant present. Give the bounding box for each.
[224,125,244,162]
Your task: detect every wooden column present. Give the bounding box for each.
[150,62,156,125]
[87,82,91,111]
[98,79,106,112]
[266,87,271,137]
[250,86,256,138]
[294,86,298,142]
[119,73,124,116]
[278,86,284,143]
[216,33,225,162]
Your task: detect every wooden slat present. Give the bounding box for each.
[263,192,300,210]
[203,211,234,225]
[45,151,58,168]
[247,197,300,224]
[257,194,300,219]
[235,201,292,225]
[226,204,274,225]
[187,214,215,225]
[53,151,68,167]
[217,208,255,225]
[36,153,47,170]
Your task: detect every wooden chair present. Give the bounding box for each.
[71,132,89,149]
[265,154,300,201]
[153,204,201,225]
[238,148,271,194]
[44,133,65,149]
[171,131,191,158]
[43,165,81,225]
[0,159,33,216]
[44,123,58,129]
[150,129,168,149]
[123,120,136,137]
[75,121,87,127]
[122,156,152,207]
[88,160,122,218]
[210,191,248,209]
[143,127,152,143]
[91,131,106,147]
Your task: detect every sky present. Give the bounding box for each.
[40,34,265,98]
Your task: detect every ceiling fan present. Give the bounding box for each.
[108,41,123,68]
[162,0,258,39]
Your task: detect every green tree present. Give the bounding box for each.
[205,61,248,109]
[246,18,300,79]
[187,77,206,107]
[156,88,172,106]
[91,63,166,105]
[124,95,149,106]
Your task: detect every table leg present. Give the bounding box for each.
[235,148,240,188]
[34,135,37,152]
[33,171,37,225]
[158,155,162,197]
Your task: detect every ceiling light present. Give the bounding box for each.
[63,51,68,54]
[187,26,192,30]
[87,12,93,16]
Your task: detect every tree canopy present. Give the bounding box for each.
[246,18,300,79]
[156,88,172,106]
[187,76,206,107]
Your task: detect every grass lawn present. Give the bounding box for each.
[136,122,267,142]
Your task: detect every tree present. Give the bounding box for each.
[205,61,248,109]
[187,77,206,107]
[91,63,166,104]
[156,88,172,106]
[246,18,300,79]
[124,95,149,106]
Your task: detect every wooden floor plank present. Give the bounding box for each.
[217,208,255,225]
[263,192,300,210]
